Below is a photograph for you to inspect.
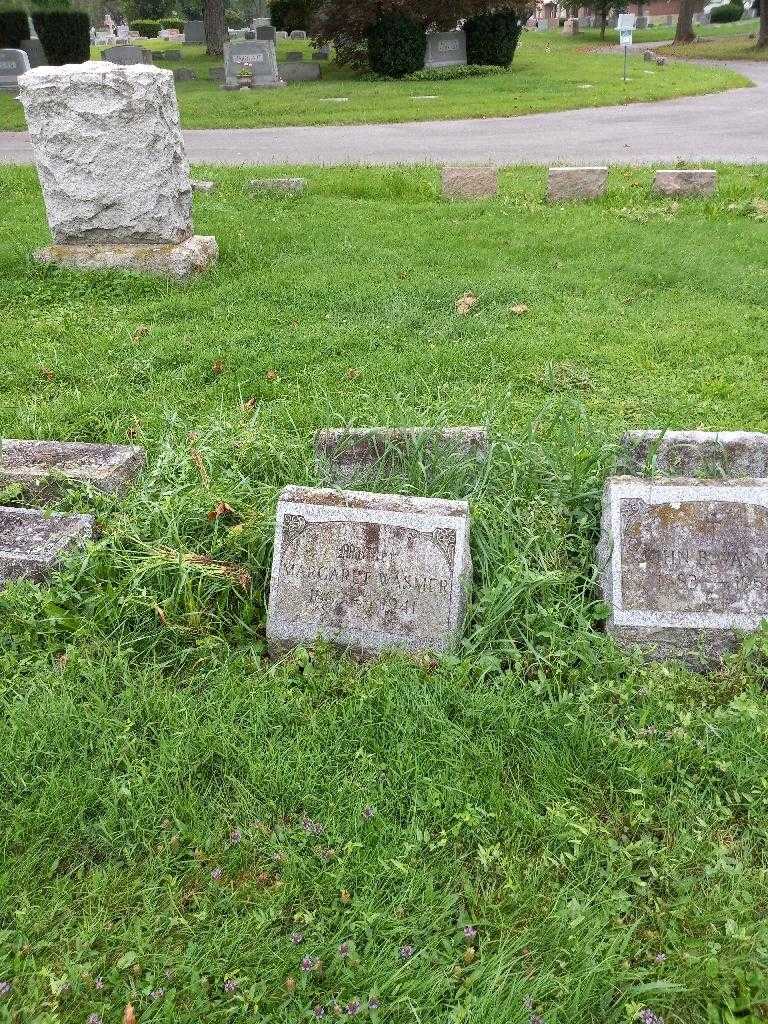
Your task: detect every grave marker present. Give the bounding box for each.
[224,39,281,88]
[424,29,467,68]
[0,439,145,496]
[547,166,608,201]
[619,430,768,479]
[289,29,307,39]
[183,20,205,42]
[653,169,717,197]
[266,486,472,657]
[0,48,30,92]
[102,44,145,64]
[315,427,489,485]
[20,62,217,278]
[599,476,768,663]
[441,167,498,200]
[0,506,93,586]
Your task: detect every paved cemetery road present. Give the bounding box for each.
[1,60,766,166]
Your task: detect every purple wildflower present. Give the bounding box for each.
[368,998,381,1010]
[346,998,361,1016]
[94,977,104,990]
[338,942,350,958]
[87,1016,103,1024]
[291,932,305,945]
[301,818,324,835]
[211,867,223,881]
[362,806,375,820]
[224,979,238,994]
[0,982,9,997]
[229,828,242,844]
[463,925,477,940]
[150,988,165,1000]
[638,1011,664,1024]
[399,945,414,960]
[313,1006,326,1019]
[300,956,317,972]
[654,953,667,963]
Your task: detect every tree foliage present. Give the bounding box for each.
[312,0,522,47]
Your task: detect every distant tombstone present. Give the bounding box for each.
[183,19,205,43]
[289,29,307,38]
[209,65,225,80]
[158,49,182,61]
[0,439,146,496]
[441,167,498,200]
[312,44,330,59]
[635,14,648,27]
[0,506,93,586]
[562,16,579,33]
[266,486,472,657]
[284,49,303,61]
[0,48,30,92]
[278,60,320,80]
[224,39,281,88]
[256,25,277,41]
[244,30,256,39]
[117,23,129,39]
[599,476,768,664]
[653,169,716,197]
[536,19,550,30]
[547,166,608,202]
[252,17,271,27]
[20,39,46,68]
[173,66,197,80]
[102,44,145,64]
[619,430,768,478]
[424,29,466,68]
[94,30,114,45]
[315,427,489,486]
[276,30,289,39]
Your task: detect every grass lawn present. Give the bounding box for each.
[1,163,768,1024]
[667,33,768,61]
[0,30,749,131]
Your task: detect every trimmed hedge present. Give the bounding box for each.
[367,11,425,78]
[161,16,184,29]
[405,63,505,81]
[710,1,744,19]
[464,8,522,67]
[0,8,28,48]
[130,18,160,34]
[32,9,89,63]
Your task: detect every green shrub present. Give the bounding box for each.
[0,8,29,47]
[130,17,161,35]
[32,9,89,63]
[224,10,245,27]
[367,11,425,78]
[405,62,506,81]
[710,1,744,19]
[160,16,183,29]
[464,8,523,67]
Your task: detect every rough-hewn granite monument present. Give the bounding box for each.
[19,62,217,279]
[267,486,472,657]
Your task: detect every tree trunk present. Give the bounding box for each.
[203,0,226,57]
[673,0,696,43]
[758,0,767,47]
[600,9,606,38]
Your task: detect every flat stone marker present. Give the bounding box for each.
[289,29,307,39]
[276,30,289,39]
[280,61,321,81]
[266,486,472,657]
[0,506,93,586]
[256,26,277,40]
[547,166,608,202]
[250,176,306,193]
[19,62,217,279]
[315,427,489,485]
[653,169,716,197]
[191,178,217,192]
[224,39,281,88]
[620,430,768,479]
[284,50,303,61]
[0,439,145,496]
[0,48,31,92]
[441,167,498,200]
[102,44,146,65]
[424,29,467,68]
[599,476,768,663]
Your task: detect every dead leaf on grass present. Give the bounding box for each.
[511,303,529,316]
[455,292,478,315]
